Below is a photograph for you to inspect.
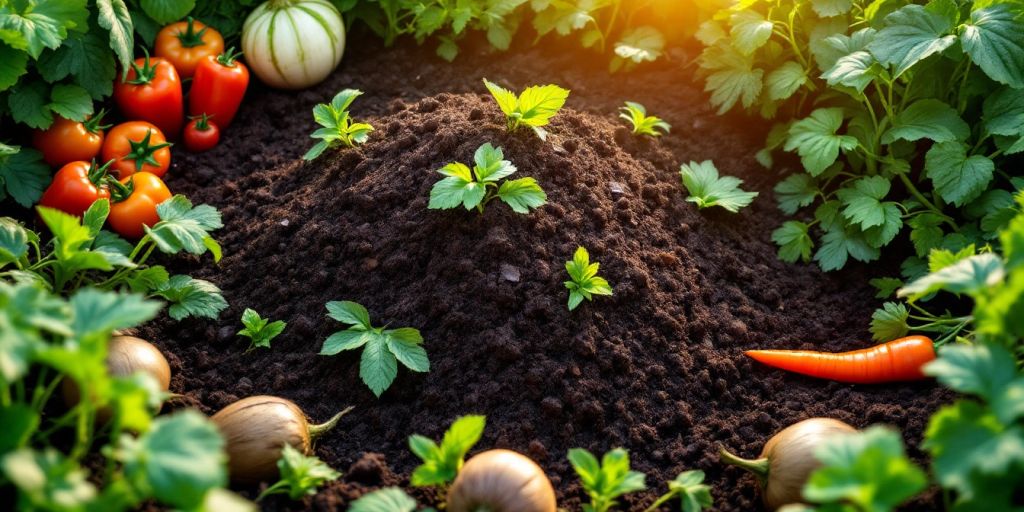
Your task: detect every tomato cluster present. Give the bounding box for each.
[31,17,249,239]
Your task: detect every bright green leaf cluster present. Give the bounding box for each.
[304,89,374,160]
[428,143,547,215]
[679,160,758,213]
[319,301,429,397]
[238,308,286,352]
[256,444,340,501]
[564,246,613,311]
[483,78,570,140]
[567,447,646,512]
[349,487,418,512]
[409,415,485,487]
[619,101,670,137]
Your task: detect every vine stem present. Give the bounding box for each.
[895,172,958,230]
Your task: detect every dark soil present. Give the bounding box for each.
[139,31,952,511]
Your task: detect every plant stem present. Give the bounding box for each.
[895,172,958,230]
[643,492,676,512]
[256,481,289,502]
[308,406,355,440]
[719,447,769,486]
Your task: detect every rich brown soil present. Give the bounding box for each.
[138,31,951,511]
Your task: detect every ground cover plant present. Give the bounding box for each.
[428,142,547,214]
[2,1,1023,511]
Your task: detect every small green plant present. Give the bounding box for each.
[619,101,670,137]
[409,415,486,487]
[643,470,713,512]
[483,78,570,139]
[256,444,340,502]
[567,447,646,512]
[565,247,613,311]
[318,301,429,397]
[238,308,286,352]
[428,143,547,214]
[679,160,758,213]
[303,89,374,160]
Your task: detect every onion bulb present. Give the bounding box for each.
[211,395,353,483]
[720,418,856,510]
[447,449,556,512]
[62,335,172,411]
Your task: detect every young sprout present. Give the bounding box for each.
[303,89,374,160]
[237,308,286,352]
[428,143,547,215]
[679,160,758,213]
[483,78,570,140]
[619,101,670,137]
[567,447,646,512]
[256,444,340,501]
[409,415,486,487]
[564,246,613,311]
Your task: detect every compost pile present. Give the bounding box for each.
[141,36,951,511]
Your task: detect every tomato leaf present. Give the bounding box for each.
[814,225,880,271]
[679,160,758,213]
[37,28,116,100]
[47,84,93,122]
[0,0,88,59]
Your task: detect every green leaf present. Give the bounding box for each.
[812,0,853,17]
[360,336,398,397]
[909,213,944,257]
[71,288,161,336]
[238,308,286,351]
[882,99,969,143]
[96,0,135,73]
[821,49,878,93]
[836,176,892,229]
[8,81,51,129]
[497,177,547,213]
[765,61,806,101]
[923,344,1017,403]
[319,329,369,355]
[0,41,28,91]
[870,276,903,298]
[870,302,909,341]
[0,217,29,267]
[805,426,927,510]
[516,83,570,128]
[982,87,1024,137]
[386,327,429,372]
[152,275,228,320]
[613,26,664,64]
[925,141,995,207]
[815,226,880,271]
[472,143,515,182]
[326,300,371,328]
[272,444,340,500]
[349,487,417,512]
[37,28,116,100]
[898,253,1005,298]
[482,78,517,116]
[2,448,97,509]
[862,202,902,248]
[146,195,224,257]
[699,41,764,113]
[119,410,227,509]
[410,415,485,487]
[47,83,93,122]
[679,160,758,213]
[729,10,773,55]
[0,0,88,59]
[665,470,713,512]
[0,403,38,454]
[867,4,957,78]
[140,0,197,25]
[784,108,858,176]
[0,146,49,205]
[772,220,813,263]
[569,447,646,510]
[959,4,1024,89]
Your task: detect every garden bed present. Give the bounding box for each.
[140,31,951,511]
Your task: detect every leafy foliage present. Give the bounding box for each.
[237,308,286,352]
[619,101,670,137]
[409,415,485,487]
[304,89,374,160]
[679,160,758,213]
[644,470,713,512]
[256,444,340,501]
[428,142,546,214]
[483,78,570,139]
[568,447,646,512]
[319,300,429,397]
[349,487,418,512]
[564,246,613,311]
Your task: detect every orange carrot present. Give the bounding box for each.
[744,335,936,384]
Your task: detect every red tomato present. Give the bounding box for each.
[38,160,112,217]
[155,18,225,79]
[108,172,173,239]
[183,115,220,152]
[114,51,184,138]
[101,121,173,179]
[32,111,110,167]
[189,48,249,129]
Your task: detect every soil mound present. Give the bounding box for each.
[142,88,950,511]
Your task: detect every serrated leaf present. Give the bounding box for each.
[679,160,758,213]
[784,108,858,176]
[37,28,116,100]
[925,142,995,207]
[96,0,135,73]
[909,213,944,257]
[274,444,340,500]
[2,448,96,509]
[836,176,892,229]
[8,81,52,129]
[699,41,764,113]
[867,4,957,78]
[870,277,903,298]
[959,4,1024,89]
[70,288,161,336]
[360,336,398,397]
[772,220,814,263]
[325,300,371,328]
[882,99,969,143]
[815,226,880,271]
[765,61,806,101]
[729,10,773,55]
[152,275,227,320]
[0,41,28,91]
[812,0,853,17]
[870,302,909,341]
[47,84,93,122]
[898,253,1004,298]
[774,173,817,214]
[0,0,88,59]
[982,87,1024,137]
[613,26,664,64]
[146,195,223,257]
[0,146,49,207]
[140,0,197,25]
[821,50,878,92]
[497,177,547,213]
[924,344,1017,403]
[349,488,417,512]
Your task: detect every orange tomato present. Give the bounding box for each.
[32,112,109,167]
[155,18,225,79]
[108,172,173,239]
[101,122,172,179]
